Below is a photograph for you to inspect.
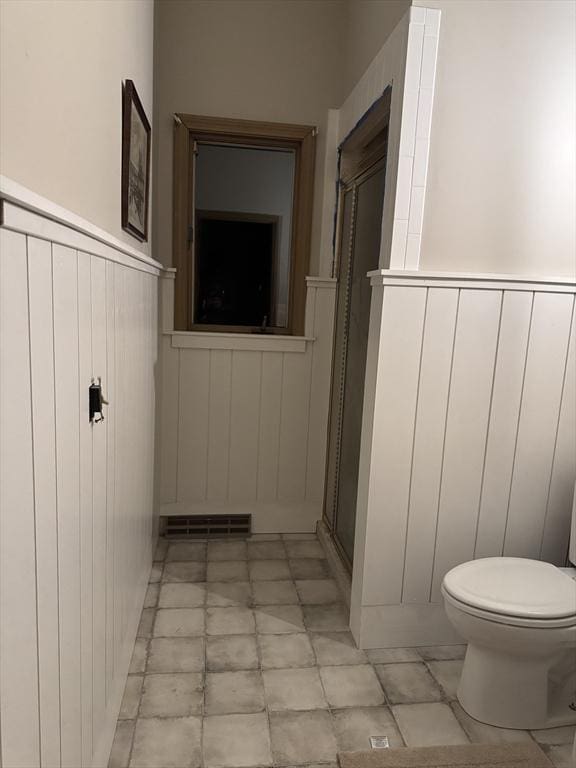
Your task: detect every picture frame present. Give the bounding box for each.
[121,79,151,242]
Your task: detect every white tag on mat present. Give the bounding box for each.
[369,736,390,749]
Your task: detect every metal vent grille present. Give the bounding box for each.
[161,514,252,539]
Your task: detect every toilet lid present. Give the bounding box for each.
[443,558,576,619]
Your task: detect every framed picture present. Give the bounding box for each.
[121,79,151,241]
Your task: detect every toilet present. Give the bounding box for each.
[441,492,576,730]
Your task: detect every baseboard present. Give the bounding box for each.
[353,602,463,649]
[159,500,322,534]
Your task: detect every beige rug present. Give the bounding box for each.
[338,741,553,768]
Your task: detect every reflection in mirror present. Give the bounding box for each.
[194,143,295,329]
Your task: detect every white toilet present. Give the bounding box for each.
[441,492,576,731]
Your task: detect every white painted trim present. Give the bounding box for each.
[353,602,463,649]
[317,519,352,608]
[369,269,576,292]
[160,500,321,534]
[0,176,162,273]
[169,331,313,353]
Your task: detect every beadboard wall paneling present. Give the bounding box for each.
[352,273,576,648]
[0,207,159,768]
[159,275,337,532]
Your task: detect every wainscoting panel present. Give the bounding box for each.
[159,275,337,531]
[352,272,576,647]
[0,195,160,768]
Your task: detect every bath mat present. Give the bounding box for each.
[338,741,553,768]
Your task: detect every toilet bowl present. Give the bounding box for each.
[441,557,576,730]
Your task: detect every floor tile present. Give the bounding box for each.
[207,560,249,582]
[143,584,159,608]
[207,634,259,671]
[541,743,574,768]
[320,664,385,707]
[247,540,286,560]
[206,606,255,635]
[302,603,349,631]
[418,645,467,661]
[149,563,163,583]
[451,702,534,744]
[259,633,315,669]
[119,675,143,719]
[366,648,420,664]
[252,580,298,605]
[108,719,134,768]
[136,608,155,638]
[375,662,443,704]
[163,561,207,583]
[285,540,325,559]
[332,707,405,751]
[166,542,206,562]
[159,582,206,608]
[288,558,331,580]
[203,712,272,767]
[146,637,205,673]
[206,670,265,714]
[129,716,201,768]
[129,638,148,674]
[153,608,205,637]
[392,702,469,747]
[269,710,337,765]
[254,604,305,634]
[207,540,247,561]
[205,581,252,607]
[310,632,367,666]
[139,673,203,717]
[295,579,341,604]
[531,725,576,745]
[154,538,169,561]
[427,659,463,699]
[247,533,282,541]
[263,667,327,711]
[282,533,318,540]
[249,559,291,581]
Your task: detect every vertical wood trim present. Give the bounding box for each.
[177,350,210,501]
[430,290,502,599]
[541,302,576,563]
[473,291,533,559]
[402,287,459,603]
[361,286,428,605]
[206,350,233,501]
[0,230,41,768]
[278,351,313,501]
[228,351,261,502]
[52,243,82,767]
[257,352,284,501]
[77,250,93,767]
[173,122,190,331]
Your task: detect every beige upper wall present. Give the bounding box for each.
[0,0,154,255]
[415,0,576,276]
[153,0,345,271]
[343,0,411,94]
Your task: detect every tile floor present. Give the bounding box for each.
[109,533,575,768]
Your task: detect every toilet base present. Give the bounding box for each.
[457,644,576,730]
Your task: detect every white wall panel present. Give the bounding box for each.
[52,242,83,768]
[402,287,459,603]
[431,289,502,598]
[353,274,575,648]
[474,291,533,559]
[160,279,337,532]
[504,293,575,558]
[0,229,40,768]
[229,351,261,502]
[28,237,62,768]
[207,350,232,501]
[0,203,159,768]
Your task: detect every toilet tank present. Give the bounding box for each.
[570,484,576,566]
